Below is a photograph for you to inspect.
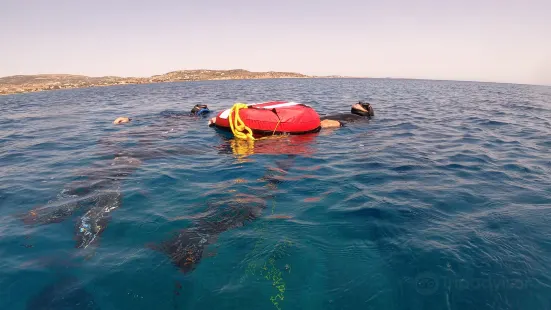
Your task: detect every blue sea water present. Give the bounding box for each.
[1,78,551,310]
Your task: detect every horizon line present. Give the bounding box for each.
[1,68,549,88]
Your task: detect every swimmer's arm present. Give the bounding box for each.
[320,119,343,128]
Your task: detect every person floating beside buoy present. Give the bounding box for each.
[319,101,374,127]
[112,104,213,125]
[190,104,212,116]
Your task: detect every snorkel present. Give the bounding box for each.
[351,101,375,117]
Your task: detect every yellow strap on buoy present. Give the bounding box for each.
[272,119,281,136]
[228,103,255,140]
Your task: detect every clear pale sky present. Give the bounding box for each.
[2,0,550,85]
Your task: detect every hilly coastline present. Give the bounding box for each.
[0,69,326,95]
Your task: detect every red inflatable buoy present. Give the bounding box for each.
[213,101,321,136]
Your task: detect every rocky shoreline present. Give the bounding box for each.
[0,69,327,95]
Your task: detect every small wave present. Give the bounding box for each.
[480,120,510,126]
[391,164,424,173]
[449,153,494,164]
[438,163,481,171]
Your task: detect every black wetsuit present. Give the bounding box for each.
[319,113,370,126]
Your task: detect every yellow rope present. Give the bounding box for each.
[228,103,255,141]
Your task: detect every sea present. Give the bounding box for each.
[1,78,550,310]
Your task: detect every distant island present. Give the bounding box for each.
[0,69,345,95]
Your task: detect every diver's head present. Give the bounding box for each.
[190,104,211,116]
[351,101,374,117]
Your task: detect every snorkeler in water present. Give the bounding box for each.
[112,104,213,125]
[189,104,212,116]
[318,101,375,128]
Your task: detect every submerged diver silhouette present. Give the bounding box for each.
[20,156,140,249]
[148,137,303,273]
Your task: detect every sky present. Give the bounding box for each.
[1,0,550,85]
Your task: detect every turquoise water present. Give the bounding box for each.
[1,79,551,309]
